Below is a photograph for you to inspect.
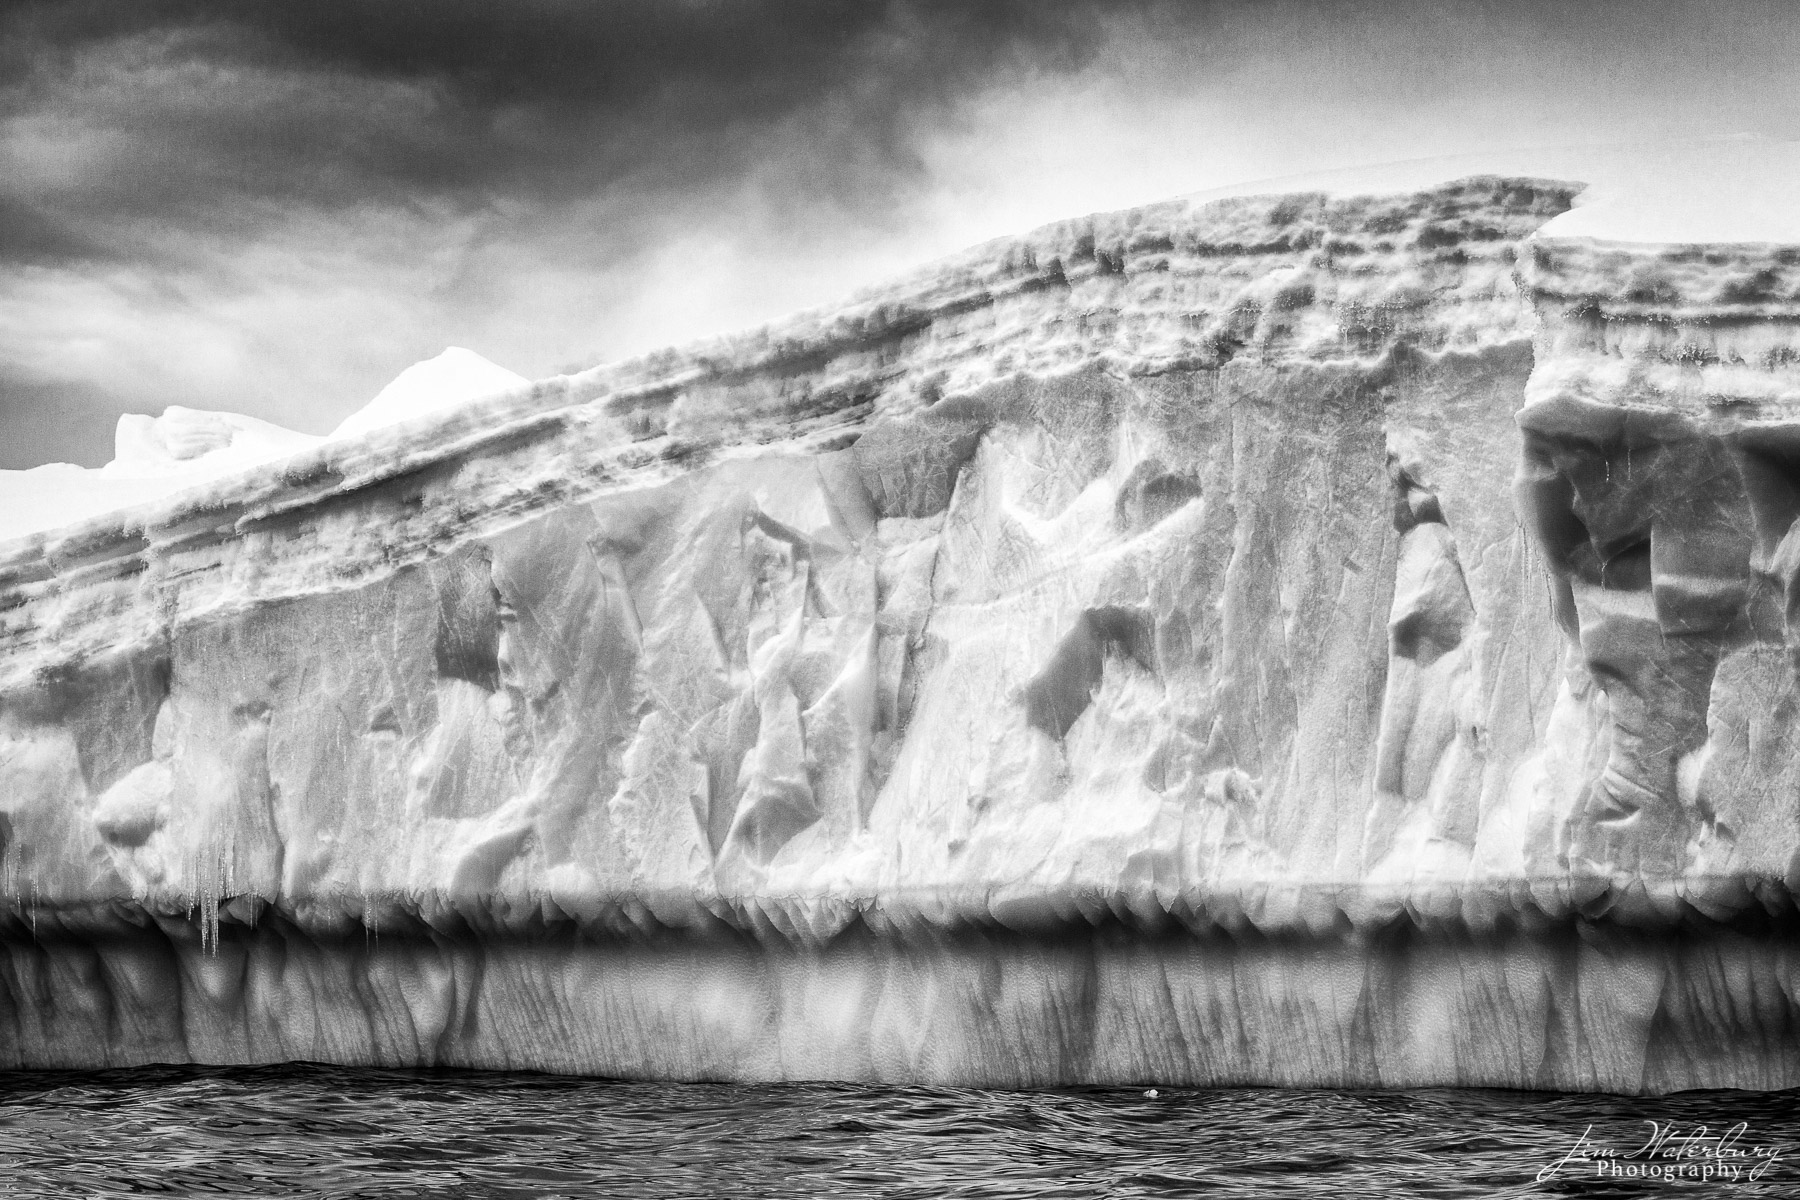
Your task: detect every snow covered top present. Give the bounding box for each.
[1183,136,1800,246]
[0,408,324,543]
[4,139,1799,545]
[329,347,529,441]
[0,466,188,546]
[111,406,322,477]
[0,347,526,543]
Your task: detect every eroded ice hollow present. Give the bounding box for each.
[7,177,1800,1091]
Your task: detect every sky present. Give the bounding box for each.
[3,0,1800,468]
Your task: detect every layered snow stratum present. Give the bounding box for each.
[5,174,1800,1091]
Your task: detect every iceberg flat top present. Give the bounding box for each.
[4,139,1799,549]
[1178,136,1800,245]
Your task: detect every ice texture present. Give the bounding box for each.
[6,177,1800,1090]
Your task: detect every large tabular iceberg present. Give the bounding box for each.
[5,176,1800,1092]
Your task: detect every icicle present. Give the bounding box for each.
[201,887,219,956]
[191,840,228,956]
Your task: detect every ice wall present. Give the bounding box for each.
[6,177,1800,1090]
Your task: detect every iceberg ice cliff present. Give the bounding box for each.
[6,177,1800,1092]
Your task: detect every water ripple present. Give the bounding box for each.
[0,1067,1797,1198]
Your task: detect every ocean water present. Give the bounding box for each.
[1,1067,1797,1198]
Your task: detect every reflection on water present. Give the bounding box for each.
[1,1065,1798,1198]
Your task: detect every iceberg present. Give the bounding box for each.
[0,407,323,542]
[328,347,530,442]
[5,174,1800,1091]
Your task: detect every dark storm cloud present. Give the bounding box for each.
[15,0,1788,274]
[0,196,106,264]
[0,366,123,468]
[0,0,1133,266]
[7,0,1799,470]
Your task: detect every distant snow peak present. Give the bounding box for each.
[0,347,530,544]
[109,406,321,478]
[0,405,327,543]
[330,347,530,441]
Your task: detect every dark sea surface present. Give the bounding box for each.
[2,1066,1798,1199]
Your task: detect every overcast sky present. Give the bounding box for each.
[4,0,1799,468]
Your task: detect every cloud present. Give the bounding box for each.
[2,0,1799,466]
[0,0,1151,462]
[0,1,1123,247]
